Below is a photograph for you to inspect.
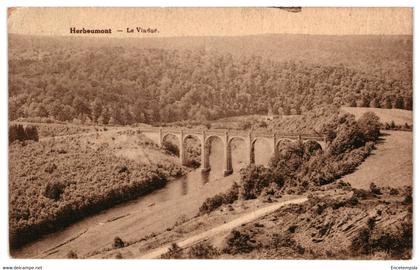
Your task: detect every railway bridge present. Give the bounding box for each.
[140,128,326,176]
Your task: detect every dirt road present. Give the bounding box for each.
[140,197,308,259]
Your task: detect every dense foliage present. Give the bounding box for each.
[9,34,412,125]
[9,124,39,144]
[9,135,184,249]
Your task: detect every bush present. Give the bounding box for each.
[239,165,273,200]
[357,112,381,142]
[369,183,381,195]
[9,124,39,144]
[24,125,39,142]
[162,140,179,156]
[44,163,57,174]
[161,243,183,259]
[199,183,239,214]
[223,229,256,254]
[199,194,224,214]
[43,180,66,201]
[351,227,371,255]
[328,124,365,156]
[188,242,220,259]
[66,250,78,259]
[113,236,125,248]
[351,222,412,258]
[270,231,307,254]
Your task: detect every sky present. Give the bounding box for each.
[8,7,412,37]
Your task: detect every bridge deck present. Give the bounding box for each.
[139,127,324,141]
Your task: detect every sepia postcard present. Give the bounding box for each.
[6,6,414,264]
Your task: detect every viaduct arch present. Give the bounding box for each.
[141,128,326,176]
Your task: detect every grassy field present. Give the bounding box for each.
[339,107,412,189]
[341,130,412,189]
[341,107,412,126]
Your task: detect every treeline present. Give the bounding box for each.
[9,35,412,125]
[9,124,39,144]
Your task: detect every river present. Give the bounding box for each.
[12,138,263,258]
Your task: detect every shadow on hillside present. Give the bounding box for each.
[375,132,390,145]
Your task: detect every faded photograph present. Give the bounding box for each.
[8,7,412,259]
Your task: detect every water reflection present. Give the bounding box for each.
[201,171,210,185]
[180,175,188,195]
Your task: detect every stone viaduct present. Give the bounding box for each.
[140,128,326,176]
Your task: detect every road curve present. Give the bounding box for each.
[140,197,308,259]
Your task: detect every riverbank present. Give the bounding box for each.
[8,127,185,250]
[11,169,238,258]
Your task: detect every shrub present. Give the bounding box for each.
[403,194,413,205]
[117,165,129,174]
[350,227,371,255]
[161,243,183,259]
[9,124,39,144]
[162,140,179,156]
[369,183,381,195]
[223,229,256,254]
[351,222,412,258]
[66,250,78,259]
[271,232,296,249]
[328,124,365,156]
[44,163,57,174]
[357,112,381,142]
[239,165,273,200]
[367,217,376,230]
[43,180,66,201]
[188,242,220,259]
[199,194,224,214]
[24,125,39,142]
[113,236,125,248]
[199,182,239,214]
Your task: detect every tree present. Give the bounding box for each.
[239,165,273,199]
[349,99,357,107]
[101,108,110,125]
[404,97,413,110]
[24,125,39,142]
[108,116,116,126]
[9,124,25,144]
[72,97,91,116]
[357,112,381,142]
[37,104,49,117]
[91,98,103,123]
[394,96,405,109]
[370,97,381,108]
[383,96,393,109]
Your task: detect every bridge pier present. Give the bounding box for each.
[271,134,277,160]
[223,131,233,176]
[248,131,254,165]
[179,130,186,165]
[158,128,163,147]
[201,131,210,173]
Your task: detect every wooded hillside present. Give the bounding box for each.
[9,34,412,125]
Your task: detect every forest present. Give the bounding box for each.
[9,130,185,249]
[9,34,412,125]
